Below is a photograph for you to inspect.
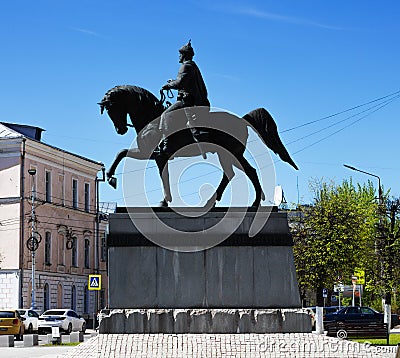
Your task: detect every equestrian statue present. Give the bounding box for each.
[98,41,298,207]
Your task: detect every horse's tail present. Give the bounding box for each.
[243,108,298,170]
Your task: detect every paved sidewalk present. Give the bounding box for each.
[60,333,398,358]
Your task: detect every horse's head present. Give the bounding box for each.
[98,92,129,135]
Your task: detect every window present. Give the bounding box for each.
[71,286,76,311]
[58,234,65,265]
[83,286,89,314]
[100,233,107,262]
[71,238,78,267]
[45,232,51,265]
[84,183,90,212]
[45,171,52,203]
[361,307,374,315]
[99,289,106,310]
[84,238,90,268]
[72,179,78,209]
[59,174,65,206]
[44,283,50,311]
[346,307,359,314]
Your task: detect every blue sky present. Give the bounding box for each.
[1,1,399,207]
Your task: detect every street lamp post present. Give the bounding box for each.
[27,168,37,310]
[344,164,391,330]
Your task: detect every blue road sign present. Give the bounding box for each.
[88,274,101,291]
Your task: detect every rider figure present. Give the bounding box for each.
[159,40,210,154]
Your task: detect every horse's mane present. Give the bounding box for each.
[103,85,165,119]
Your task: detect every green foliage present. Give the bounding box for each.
[351,334,400,346]
[291,178,379,303]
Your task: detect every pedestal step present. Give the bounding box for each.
[99,308,311,334]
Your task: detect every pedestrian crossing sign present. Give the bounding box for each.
[88,274,102,290]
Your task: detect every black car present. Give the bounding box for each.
[324,306,399,328]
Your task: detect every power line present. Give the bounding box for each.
[280,89,400,133]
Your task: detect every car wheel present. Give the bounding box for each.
[81,323,86,334]
[66,323,72,334]
[27,323,33,334]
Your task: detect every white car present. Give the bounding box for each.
[38,309,86,334]
[17,308,40,333]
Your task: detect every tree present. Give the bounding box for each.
[291,179,378,306]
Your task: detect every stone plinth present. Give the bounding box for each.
[99,308,311,334]
[107,207,301,309]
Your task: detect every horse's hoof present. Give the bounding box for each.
[108,177,117,189]
[158,199,169,207]
[204,193,217,209]
[251,199,261,207]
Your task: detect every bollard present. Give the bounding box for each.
[315,306,324,334]
[70,331,84,342]
[24,334,39,347]
[0,335,14,347]
[48,326,62,345]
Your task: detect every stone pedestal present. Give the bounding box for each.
[103,207,310,333]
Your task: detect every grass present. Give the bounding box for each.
[351,334,400,346]
[43,342,81,347]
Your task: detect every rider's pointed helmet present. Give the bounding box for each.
[179,40,194,58]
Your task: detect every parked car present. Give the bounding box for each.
[17,308,39,333]
[38,309,86,334]
[324,306,399,328]
[306,306,341,329]
[0,309,25,340]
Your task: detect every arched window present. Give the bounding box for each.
[83,285,90,314]
[71,285,77,311]
[57,284,63,307]
[84,238,90,268]
[44,283,50,311]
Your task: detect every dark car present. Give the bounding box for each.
[324,306,399,328]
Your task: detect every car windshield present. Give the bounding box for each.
[17,310,26,315]
[43,310,66,316]
[0,311,15,318]
[334,308,347,314]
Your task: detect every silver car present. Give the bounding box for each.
[17,308,40,333]
[38,309,86,334]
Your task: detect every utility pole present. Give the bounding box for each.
[344,164,391,330]
[94,167,105,327]
[27,168,38,310]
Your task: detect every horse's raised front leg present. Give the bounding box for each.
[107,148,144,189]
[155,154,172,207]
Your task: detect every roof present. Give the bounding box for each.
[0,122,103,168]
[0,122,44,141]
[0,123,23,139]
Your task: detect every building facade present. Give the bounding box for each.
[0,123,107,322]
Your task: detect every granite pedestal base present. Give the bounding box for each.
[103,207,310,333]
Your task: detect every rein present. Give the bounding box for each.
[160,89,174,107]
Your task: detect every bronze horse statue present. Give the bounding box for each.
[98,85,298,207]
